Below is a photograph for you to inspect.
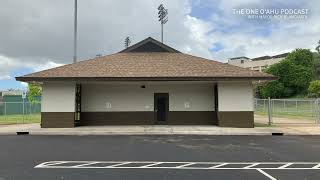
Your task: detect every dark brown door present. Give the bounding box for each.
[154,93,169,124]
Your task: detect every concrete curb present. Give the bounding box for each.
[0,133,278,136]
[0,130,284,136]
[2,124,320,135]
[29,132,275,136]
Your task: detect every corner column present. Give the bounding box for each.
[41,82,76,128]
[217,81,254,128]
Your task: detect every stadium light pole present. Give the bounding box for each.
[73,0,78,63]
[158,4,168,43]
[124,36,131,48]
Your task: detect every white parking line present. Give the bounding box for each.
[278,163,293,169]
[244,163,260,169]
[176,163,195,168]
[107,162,131,167]
[35,161,320,169]
[35,161,320,179]
[72,162,99,167]
[35,161,68,168]
[140,162,163,167]
[313,163,320,169]
[256,169,277,180]
[209,163,228,169]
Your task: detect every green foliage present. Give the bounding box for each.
[27,84,42,103]
[259,49,314,98]
[308,80,320,97]
[260,81,285,98]
[286,49,314,68]
[313,52,320,79]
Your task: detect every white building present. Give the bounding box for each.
[228,53,288,72]
[16,37,276,128]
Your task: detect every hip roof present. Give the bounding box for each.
[16,37,276,82]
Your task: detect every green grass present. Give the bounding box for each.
[255,111,315,121]
[0,114,40,125]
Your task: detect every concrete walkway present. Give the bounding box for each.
[1,123,320,135]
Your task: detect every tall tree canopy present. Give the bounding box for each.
[259,49,314,98]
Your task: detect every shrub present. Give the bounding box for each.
[308,80,320,97]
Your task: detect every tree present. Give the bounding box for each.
[260,81,285,98]
[27,83,42,103]
[259,49,314,98]
[286,48,314,68]
[313,52,320,79]
[308,80,320,97]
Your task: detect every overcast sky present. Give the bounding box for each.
[0,0,320,90]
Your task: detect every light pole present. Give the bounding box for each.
[158,4,168,43]
[73,0,78,63]
[124,36,131,48]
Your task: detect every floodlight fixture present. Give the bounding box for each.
[157,4,168,43]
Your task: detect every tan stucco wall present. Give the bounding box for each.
[41,82,76,112]
[81,82,215,112]
[218,81,254,111]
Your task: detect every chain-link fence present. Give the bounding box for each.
[255,98,320,125]
[1,99,318,126]
[0,102,41,125]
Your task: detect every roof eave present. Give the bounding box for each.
[16,76,278,83]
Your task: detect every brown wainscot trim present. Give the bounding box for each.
[168,111,217,125]
[80,112,154,126]
[218,111,254,128]
[80,111,217,126]
[41,112,75,128]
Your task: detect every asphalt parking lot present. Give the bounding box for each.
[0,135,320,180]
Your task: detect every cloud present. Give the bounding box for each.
[181,15,215,58]
[0,0,319,84]
[0,55,20,80]
[20,82,28,88]
[0,75,11,80]
[32,61,64,72]
[198,0,320,60]
[0,0,215,81]
[0,54,64,80]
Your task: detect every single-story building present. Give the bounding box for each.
[16,37,276,128]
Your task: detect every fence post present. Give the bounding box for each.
[22,99,25,124]
[4,102,6,122]
[268,97,272,125]
[316,99,320,124]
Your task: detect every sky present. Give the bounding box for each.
[0,0,319,90]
